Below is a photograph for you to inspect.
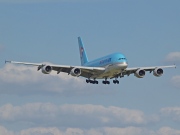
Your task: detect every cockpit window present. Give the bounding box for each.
[119,58,126,60]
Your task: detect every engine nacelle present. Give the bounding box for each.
[153,68,163,77]
[41,65,52,74]
[70,68,81,77]
[134,69,146,78]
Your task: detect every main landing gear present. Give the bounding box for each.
[113,80,119,84]
[86,79,98,84]
[102,77,119,84]
[102,78,110,84]
[86,78,119,85]
[102,80,110,84]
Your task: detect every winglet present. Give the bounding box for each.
[174,63,176,68]
[5,60,11,64]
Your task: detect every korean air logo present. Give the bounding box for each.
[80,47,84,59]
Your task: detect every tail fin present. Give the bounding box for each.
[78,37,88,66]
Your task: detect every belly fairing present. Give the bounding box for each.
[91,62,128,79]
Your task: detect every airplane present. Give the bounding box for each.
[5,37,176,84]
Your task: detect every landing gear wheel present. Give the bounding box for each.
[102,80,110,84]
[86,79,90,83]
[113,80,119,84]
[90,80,93,83]
[87,79,98,84]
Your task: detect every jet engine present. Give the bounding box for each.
[41,65,52,74]
[134,69,146,78]
[70,68,81,77]
[153,68,163,77]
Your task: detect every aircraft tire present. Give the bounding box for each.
[86,79,89,83]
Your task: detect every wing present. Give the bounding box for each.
[121,65,176,77]
[5,61,105,78]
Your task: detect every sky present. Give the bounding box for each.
[0,0,180,135]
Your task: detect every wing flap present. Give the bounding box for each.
[51,65,105,78]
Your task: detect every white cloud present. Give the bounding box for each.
[0,64,86,95]
[0,103,148,128]
[171,75,180,89]
[20,127,148,135]
[0,64,83,85]
[156,127,180,135]
[60,104,148,125]
[0,64,120,96]
[160,107,180,122]
[101,127,148,135]
[1,125,180,135]
[0,126,14,135]
[165,52,180,64]
[19,127,63,135]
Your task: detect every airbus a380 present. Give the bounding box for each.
[6,37,176,84]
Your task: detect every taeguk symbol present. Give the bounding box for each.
[80,47,84,58]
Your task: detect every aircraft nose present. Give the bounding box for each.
[117,62,128,68]
[123,62,128,67]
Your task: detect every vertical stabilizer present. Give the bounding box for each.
[78,37,89,66]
